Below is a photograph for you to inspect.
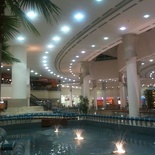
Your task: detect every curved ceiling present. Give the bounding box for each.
[4,0,155,85]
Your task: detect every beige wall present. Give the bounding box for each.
[1,84,30,99]
[90,60,119,79]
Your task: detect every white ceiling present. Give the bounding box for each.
[4,0,155,85]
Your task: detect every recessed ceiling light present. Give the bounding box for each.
[17,36,25,41]
[143,14,150,18]
[54,74,56,75]
[50,72,53,74]
[141,62,144,65]
[35,72,38,75]
[81,51,85,54]
[45,51,49,54]
[74,13,84,20]
[104,37,109,40]
[72,59,75,62]
[1,66,3,68]
[149,59,153,62]
[96,0,102,1]
[43,64,47,66]
[70,63,72,65]
[69,66,72,68]
[42,60,47,63]
[31,70,34,73]
[47,44,54,48]
[43,56,47,59]
[45,67,49,69]
[26,11,37,19]
[76,55,79,58]
[40,75,42,76]
[57,75,60,77]
[119,26,126,31]
[61,26,70,33]
[52,36,60,41]
[7,69,10,71]
[91,45,96,47]
[48,69,50,72]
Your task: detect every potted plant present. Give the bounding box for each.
[144,89,154,109]
[79,95,89,114]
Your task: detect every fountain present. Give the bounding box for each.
[113,141,125,154]
[54,126,60,133]
[74,129,84,140]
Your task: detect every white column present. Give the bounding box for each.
[69,86,73,107]
[123,34,139,117]
[12,45,27,100]
[92,80,98,110]
[83,75,90,97]
[102,82,106,107]
[80,83,84,97]
[138,75,142,108]
[27,68,30,106]
[119,82,127,108]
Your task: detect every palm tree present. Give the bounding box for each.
[0,0,61,100]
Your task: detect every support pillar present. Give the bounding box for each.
[92,80,98,110]
[102,82,106,107]
[27,68,30,107]
[81,62,91,107]
[11,45,28,107]
[83,75,90,107]
[119,82,127,108]
[69,86,73,107]
[123,34,140,117]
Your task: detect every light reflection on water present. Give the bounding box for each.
[6,125,155,155]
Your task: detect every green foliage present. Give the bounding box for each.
[144,89,154,109]
[1,0,61,64]
[79,95,89,114]
[2,42,20,64]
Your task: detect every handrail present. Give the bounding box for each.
[30,94,42,101]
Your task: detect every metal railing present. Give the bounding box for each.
[0,113,155,128]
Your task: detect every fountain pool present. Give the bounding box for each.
[4,121,155,155]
